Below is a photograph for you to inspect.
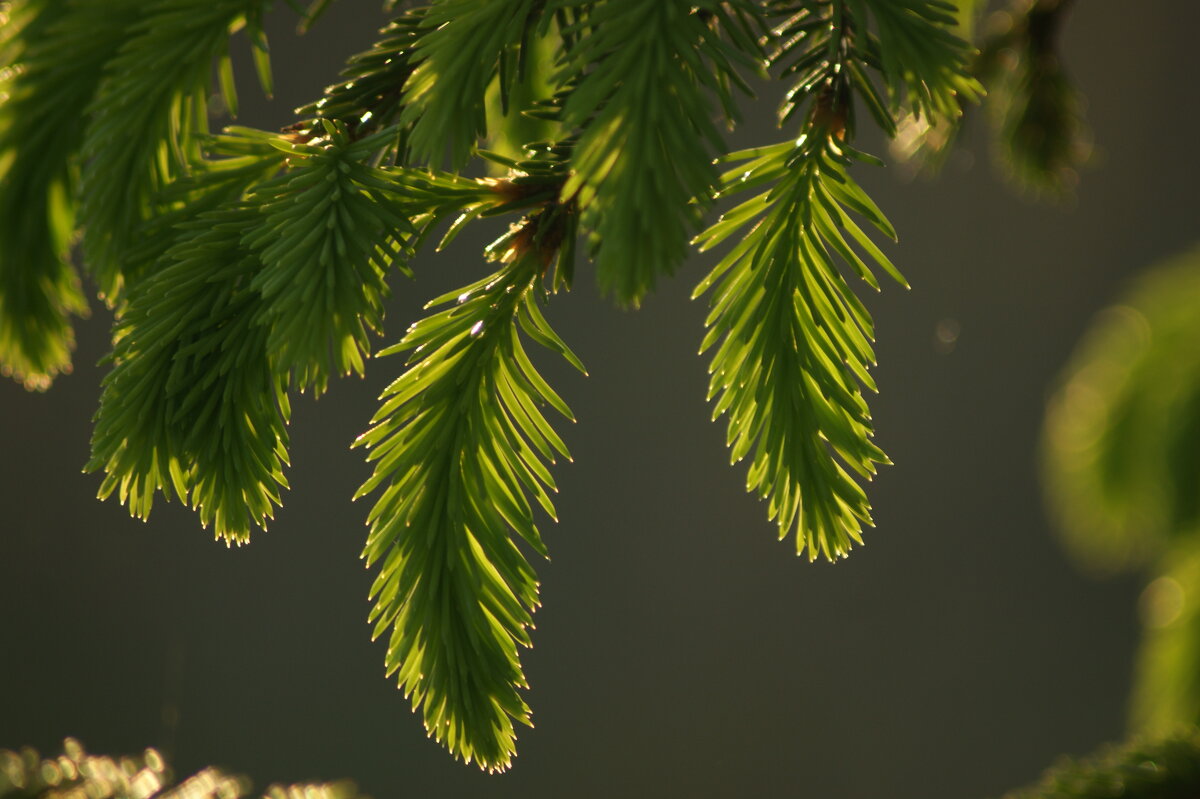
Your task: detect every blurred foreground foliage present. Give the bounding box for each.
[1045,248,1200,572]
[1044,247,1200,735]
[0,740,363,799]
[1005,728,1200,799]
[9,731,1200,799]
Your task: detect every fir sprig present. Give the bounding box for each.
[695,138,903,559]
[771,0,980,134]
[0,0,140,388]
[695,0,976,558]
[87,203,291,545]
[78,0,273,301]
[2,0,995,772]
[293,9,425,154]
[556,0,759,305]
[354,210,582,772]
[866,0,982,121]
[401,0,547,169]
[243,121,418,395]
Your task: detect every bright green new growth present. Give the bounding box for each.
[79,0,273,301]
[1,0,989,771]
[87,200,291,544]
[245,122,415,395]
[695,0,977,558]
[355,229,581,771]
[557,0,759,305]
[351,147,582,770]
[696,143,901,559]
[0,0,140,388]
[401,0,543,170]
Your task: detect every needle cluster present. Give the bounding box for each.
[1,0,982,771]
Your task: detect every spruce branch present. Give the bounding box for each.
[0,0,1031,774]
[87,201,291,545]
[770,0,979,134]
[400,0,548,169]
[242,121,419,395]
[695,0,974,559]
[554,0,758,305]
[0,0,140,388]
[695,136,902,560]
[353,197,581,771]
[862,0,982,122]
[880,0,983,170]
[78,0,274,301]
[293,9,425,154]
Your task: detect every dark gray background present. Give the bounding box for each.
[2,2,1197,797]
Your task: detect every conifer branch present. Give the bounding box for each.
[695,138,901,559]
[400,0,547,169]
[0,0,1015,772]
[293,9,424,154]
[0,0,140,388]
[864,0,982,121]
[242,121,419,395]
[695,0,976,558]
[555,0,758,305]
[78,0,274,301]
[354,197,581,772]
[87,201,291,545]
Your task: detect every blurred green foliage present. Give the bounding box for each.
[9,730,1200,799]
[0,740,362,799]
[1132,546,1200,735]
[892,0,1091,196]
[1044,248,1200,573]
[1004,728,1200,799]
[977,0,1090,196]
[1044,247,1200,735]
